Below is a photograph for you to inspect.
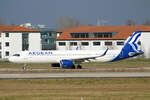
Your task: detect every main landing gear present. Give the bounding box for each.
[77,65,82,69]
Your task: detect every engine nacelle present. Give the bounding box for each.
[61,60,75,69]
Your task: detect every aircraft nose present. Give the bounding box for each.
[8,57,15,62]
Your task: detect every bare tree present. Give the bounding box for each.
[143,19,150,25]
[56,16,80,30]
[0,16,5,25]
[125,19,135,26]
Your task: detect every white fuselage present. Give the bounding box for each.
[8,31,144,65]
[8,49,121,64]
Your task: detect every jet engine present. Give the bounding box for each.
[61,60,75,69]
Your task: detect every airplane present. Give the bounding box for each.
[8,31,144,69]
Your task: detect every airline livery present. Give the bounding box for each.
[9,31,144,69]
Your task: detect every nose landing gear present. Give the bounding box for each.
[23,64,27,70]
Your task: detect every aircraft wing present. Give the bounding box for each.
[70,48,108,63]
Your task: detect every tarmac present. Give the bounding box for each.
[0,72,150,79]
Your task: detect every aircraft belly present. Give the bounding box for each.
[27,56,59,63]
[94,55,115,62]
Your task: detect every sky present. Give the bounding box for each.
[0,0,150,27]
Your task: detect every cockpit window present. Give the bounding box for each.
[13,54,20,57]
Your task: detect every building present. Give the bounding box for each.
[36,27,56,50]
[56,25,150,58]
[0,25,41,60]
[20,23,57,50]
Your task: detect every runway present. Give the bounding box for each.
[0,72,150,79]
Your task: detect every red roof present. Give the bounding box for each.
[57,25,150,40]
[0,25,40,33]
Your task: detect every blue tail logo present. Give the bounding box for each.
[112,31,144,61]
[127,31,142,52]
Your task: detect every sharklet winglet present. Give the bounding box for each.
[102,48,108,56]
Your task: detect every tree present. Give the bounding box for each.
[143,19,150,25]
[0,16,5,25]
[125,19,135,26]
[56,16,80,30]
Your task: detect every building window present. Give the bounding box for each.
[5,33,9,37]
[0,51,1,58]
[58,42,66,46]
[70,42,77,46]
[117,42,124,45]
[5,42,9,47]
[41,32,52,38]
[93,42,101,46]
[71,33,89,38]
[0,42,1,49]
[41,39,56,50]
[104,34,109,38]
[94,33,112,38]
[5,51,9,56]
[105,42,112,46]
[22,33,29,51]
[41,32,56,50]
[81,42,89,46]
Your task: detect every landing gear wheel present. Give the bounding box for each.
[77,65,82,69]
[72,65,75,69]
[23,64,27,70]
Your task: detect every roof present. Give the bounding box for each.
[57,25,150,40]
[0,25,40,33]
